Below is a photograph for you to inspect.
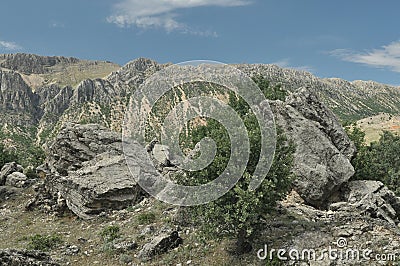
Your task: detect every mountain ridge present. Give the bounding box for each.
[0,53,399,165]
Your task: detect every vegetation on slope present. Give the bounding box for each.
[147,76,295,254]
[346,124,400,195]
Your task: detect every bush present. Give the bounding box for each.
[27,234,63,251]
[137,212,156,225]
[100,225,121,243]
[349,129,400,195]
[176,78,295,254]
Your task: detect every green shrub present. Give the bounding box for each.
[137,212,156,225]
[349,129,400,195]
[27,234,63,251]
[174,78,295,254]
[100,225,121,243]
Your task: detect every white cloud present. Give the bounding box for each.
[330,40,400,72]
[107,0,251,35]
[0,40,22,51]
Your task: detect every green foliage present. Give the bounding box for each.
[350,129,400,195]
[175,81,294,253]
[0,127,45,168]
[137,212,156,225]
[27,234,63,251]
[0,143,17,169]
[100,225,121,243]
[186,127,294,253]
[252,74,287,101]
[344,122,366,152]
[25,167,38,179]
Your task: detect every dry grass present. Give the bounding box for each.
[356,113,400,144]
[0,188,264,265]
[19,61,120,90]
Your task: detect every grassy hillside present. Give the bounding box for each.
[356,113,400,144]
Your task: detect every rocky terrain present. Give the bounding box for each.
[0,54,400,265]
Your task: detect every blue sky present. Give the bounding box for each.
[1,0,399,85]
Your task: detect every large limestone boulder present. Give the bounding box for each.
[271,88,356,207]
[42,123,144,219]
[52,152,144,219]
[46,123,122,175]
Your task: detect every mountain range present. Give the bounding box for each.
[1,53,399,164]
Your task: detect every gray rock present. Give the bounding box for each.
[271,88,355,207]
[53,152,144,219]
[0,162,24,185]
[0,53,79,74]
[112,240,137,252]
[41,123,144,219]
[5,172,29,188]
[64,245,80,256]
[138,231,182,261]
[0,249,59,266]
[45,123,122,175]
[339,180,400,225]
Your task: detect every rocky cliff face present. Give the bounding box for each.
[1,54,399,150]
[237,64,400,121]
[0,53,80,74]
[0,70,41,125]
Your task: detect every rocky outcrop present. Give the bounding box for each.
[36,85,73,118]
[0,53,79,74]
[0,70,41,124]
[0,162,23,185]
[331,180,400,225]
[0,249,59,266]
[276,190,400,266]
[45,123,122,175]
[39,123,144,219]
[5,172,30,188]
[138,231,182,261]
[285,88,355,160]
[52,152,144,219]
[271,88,356,208]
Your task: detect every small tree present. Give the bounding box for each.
[178,77,295,253]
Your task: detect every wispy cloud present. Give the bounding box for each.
[107,0,251,35]
[0,40,22,51]
[272,58,314,73]
[330,40,400,72]
[49,21,65,29]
